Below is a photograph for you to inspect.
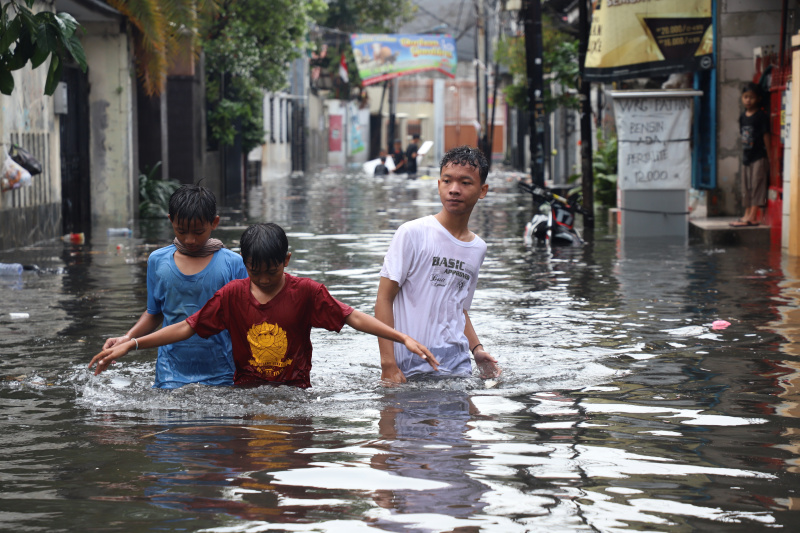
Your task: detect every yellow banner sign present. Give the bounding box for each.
[585,0,713,81]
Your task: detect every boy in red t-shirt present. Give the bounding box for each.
[90,223,438,387]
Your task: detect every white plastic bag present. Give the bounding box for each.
[1,154,32,192]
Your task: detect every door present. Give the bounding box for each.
[59,65,91,235]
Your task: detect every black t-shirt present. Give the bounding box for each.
[740,109,770,165]
[391,148,407,172]
[405,142,419,174]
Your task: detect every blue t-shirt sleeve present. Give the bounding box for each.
[146,252,162,315]
[230,252,248,280]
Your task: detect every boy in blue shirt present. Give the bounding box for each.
[102,184,247,388]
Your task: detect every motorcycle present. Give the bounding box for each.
[518,182,585,247]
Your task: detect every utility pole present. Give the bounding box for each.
[523,0,545,186]
[579,0,595,230]
[388,78,397,152]
[476,0,486,156]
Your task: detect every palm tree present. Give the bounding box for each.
[107,0,216,96]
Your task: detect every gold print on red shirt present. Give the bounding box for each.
[247,322,292,377]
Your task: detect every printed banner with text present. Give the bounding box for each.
[585,0,713,82]
[349,34,457,86]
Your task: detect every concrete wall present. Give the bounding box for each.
[715,0,789,215]
[258,92,292,181]
[81,21,135,227]
[325,100,345,168]
[0,4,61,250]
[307,93,328,171]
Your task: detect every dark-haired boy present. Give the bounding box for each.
[374,151,390,176]
[90,223,438,388]
[375,145,500,383]
[102,184,247,388]
[405,133,421,179]
[390,139,407,174]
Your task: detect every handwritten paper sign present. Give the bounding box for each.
[611,91,700,190]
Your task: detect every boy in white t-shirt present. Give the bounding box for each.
[375,145,501,382]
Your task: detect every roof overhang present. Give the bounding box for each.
[54,0,123,23]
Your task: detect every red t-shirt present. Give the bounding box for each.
[187,275,354,388]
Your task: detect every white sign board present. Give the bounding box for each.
[611,91,700,190]
[418,140,433,155]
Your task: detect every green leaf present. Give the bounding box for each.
[34,21,57,51]
[30,41,49,69]
[8,34,33,70]
[57,12,79,38]
[44,53,61,96]
[65,34,87,71]
[0,66,14,94]
[53,12,66,34]
[0,18,22,56]
[17,5,37,35]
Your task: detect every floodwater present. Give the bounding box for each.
[2,171,800,532]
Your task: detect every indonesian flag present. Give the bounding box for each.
[339,52,349,83]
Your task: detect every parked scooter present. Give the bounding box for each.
[518,182,584,247]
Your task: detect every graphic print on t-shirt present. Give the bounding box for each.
[429,255,475,291]
[742,124,755,150]
[246,322,292,377]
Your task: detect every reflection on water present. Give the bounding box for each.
[2,172,800,530]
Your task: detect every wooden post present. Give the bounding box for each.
[789,33,800,256]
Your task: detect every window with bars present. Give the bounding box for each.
[269,97,275,144]
[5,132,51,209]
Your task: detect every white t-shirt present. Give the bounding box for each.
[380,215,487,377]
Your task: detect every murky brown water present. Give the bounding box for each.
[1,171,800,531]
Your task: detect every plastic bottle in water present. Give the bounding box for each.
[0,263,23,276]
[62,233,85,244]
[107,228,132,236]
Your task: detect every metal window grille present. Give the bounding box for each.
[7,132,50,209]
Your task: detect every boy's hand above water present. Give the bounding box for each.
[344,309,439,376]
[102,311,162,350]
[473,347,501,379]
[89,340,136,375]
[90,321,195,376]
[402,336,439,372]
[102,335,130,350]
[380,363,407,384]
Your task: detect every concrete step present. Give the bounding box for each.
[689,217,771,246]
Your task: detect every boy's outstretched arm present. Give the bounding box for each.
[374,277,407,382]
[89,320,196,375]
[464,310,501,378]
[103,310,163,350]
